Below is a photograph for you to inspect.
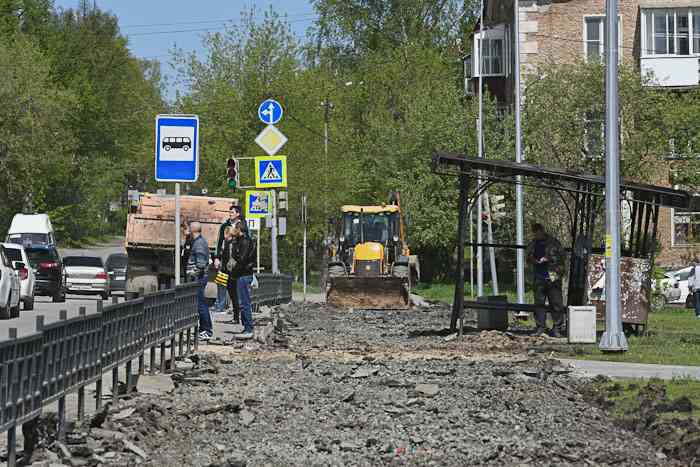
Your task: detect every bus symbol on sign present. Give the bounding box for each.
[162,136,191,151]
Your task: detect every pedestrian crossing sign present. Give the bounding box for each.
[245,191,271,219]
[254,155,287,188]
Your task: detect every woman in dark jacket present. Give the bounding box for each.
[220,225,241,324]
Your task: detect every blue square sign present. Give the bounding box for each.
[254,156,287,188]
[155,115,199,182]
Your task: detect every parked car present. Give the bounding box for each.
[653,266,693,309]
[26,245,66,303]
[105,253,128,293]
[2,243,36,310]
[6,213,55,247]
[64,256,110,300]
[0,245,22,318]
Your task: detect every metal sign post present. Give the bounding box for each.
[270,190,279,274]
[302,193,308,302]
[514,0,526,307]
[599,0,628,352]
[175,183,181,285]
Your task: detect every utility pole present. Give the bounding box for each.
[514,0,526,307]
[476,0,485,297]
[483,193,499,294]
[599,0,628,352]
[323,98,331,219]
[270,190,279,274]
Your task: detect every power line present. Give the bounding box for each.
[121,13,318,29]
[125,16,317,37]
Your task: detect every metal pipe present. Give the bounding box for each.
[477,0,485,298]
[452,172,469,330]
[175,183,181,286]
[599,0,628,352]
[271,190,279,274]
[514,0,526,305]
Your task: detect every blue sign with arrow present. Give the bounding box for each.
[258,99,283,125]
[155,114,199,182]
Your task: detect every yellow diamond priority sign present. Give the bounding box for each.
[255,125,288,156]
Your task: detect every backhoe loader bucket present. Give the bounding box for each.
[326,276,410,310]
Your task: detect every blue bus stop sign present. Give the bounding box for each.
[155,115,199,182]
[258,99,283,125]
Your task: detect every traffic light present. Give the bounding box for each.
[226,158,238,189]
[277,191,288,212]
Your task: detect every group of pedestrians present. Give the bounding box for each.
[181,205,257,342]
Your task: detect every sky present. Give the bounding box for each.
[53,0,317,95]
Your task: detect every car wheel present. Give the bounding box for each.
[164,145,171,151]
[24,297,34,311]
[687,293,695,310]
[0,305,8,319]
[651,294,667,312]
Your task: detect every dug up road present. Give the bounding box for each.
[19,301,699,466]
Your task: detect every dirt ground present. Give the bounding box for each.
[17,302,683,466]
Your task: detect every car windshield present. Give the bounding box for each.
[107,255,128,269]
[7,233,50,246]
[64,256,103,268]
[26,248,57,266]
[342,212,396,246]
[3,248,22,262]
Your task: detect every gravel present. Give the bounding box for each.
[19,301,677,466]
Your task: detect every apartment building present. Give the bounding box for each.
[467,0,700,267]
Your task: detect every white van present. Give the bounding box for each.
[6,214,56,247]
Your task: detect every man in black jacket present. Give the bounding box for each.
[213,205,241,313]
[230,221,256,339]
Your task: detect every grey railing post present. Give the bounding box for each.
[57,311,67,442]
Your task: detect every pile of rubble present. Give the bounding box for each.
[12,301,680,466]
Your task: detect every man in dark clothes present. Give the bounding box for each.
[229,221,256,339]
[213,205,242,313]
[220,225,241,324]
[526,223,567,338]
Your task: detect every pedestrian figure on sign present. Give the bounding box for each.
[689,258,700,318]
[230,221,257,340]
[526,223,567,338]
[220,225,241,324]
[188,222,213,341]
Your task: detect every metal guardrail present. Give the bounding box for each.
[0,274,293,466]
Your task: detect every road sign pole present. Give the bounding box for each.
[271,190,279,274]
[600,0,627,352]
[302,193,308,303]
[256,229,261,274]
[175,183,181,286]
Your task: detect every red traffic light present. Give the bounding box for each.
[227,158,238,189]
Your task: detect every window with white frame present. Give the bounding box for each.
[672,211,700,245]
[481,38,504,76]
[584,16,622,61]
[643,9,700,56]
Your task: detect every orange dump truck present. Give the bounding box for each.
[125,192,237,299]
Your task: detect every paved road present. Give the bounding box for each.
[0,238,126,339]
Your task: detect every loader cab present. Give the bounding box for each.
[339,206,400,247]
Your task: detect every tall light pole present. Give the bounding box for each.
[514,0,526,306]
[599,0,628,352]
[476,0,485,297]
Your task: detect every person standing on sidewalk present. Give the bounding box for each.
[188,222,213,341]
[220,225,241,324]
[230,221,256,339]
[526,223,567,338]
[689,259,700,318]
[213,205,241,313]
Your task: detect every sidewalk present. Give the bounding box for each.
[561,358,700,380]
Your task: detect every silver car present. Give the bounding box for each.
[64,256,110,300]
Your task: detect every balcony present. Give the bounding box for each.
[641,56,699,87]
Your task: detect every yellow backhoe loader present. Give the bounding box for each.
[325,193,419,309]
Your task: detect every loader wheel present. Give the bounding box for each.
[328,265,346,277]
[392,264,409,278]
